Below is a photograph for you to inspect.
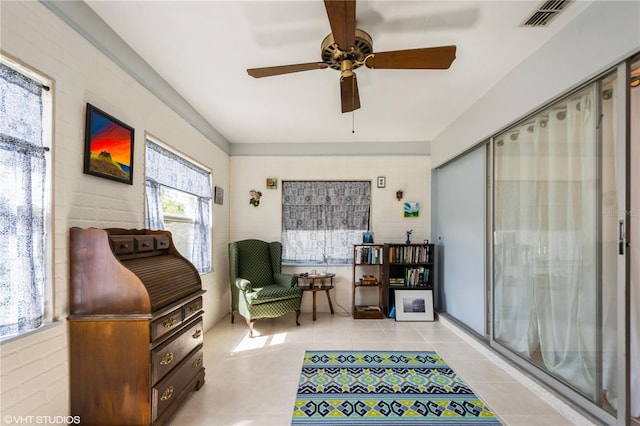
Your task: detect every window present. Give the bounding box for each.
[0,58,52,339]
[282,181,371,265]
[145,139,211,274]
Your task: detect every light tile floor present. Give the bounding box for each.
[170,312,594,426]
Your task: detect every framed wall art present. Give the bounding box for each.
[404,202,419,217]
[84,103,134,184]
[266,177,278,189]
[214,186,224,205]
[394,289,434,321]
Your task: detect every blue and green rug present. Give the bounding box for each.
[292,351,502,425]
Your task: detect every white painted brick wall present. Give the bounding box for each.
[1,1,230,420]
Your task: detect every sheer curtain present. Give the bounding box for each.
[494,86,598,398]
[282,181,370,264]
[145,141,211,274]
[0,63,46,337]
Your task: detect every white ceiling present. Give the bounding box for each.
[84,0,592,146]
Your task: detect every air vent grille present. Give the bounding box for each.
[521,0,572,27]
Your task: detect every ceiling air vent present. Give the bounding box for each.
[521,0,572,27]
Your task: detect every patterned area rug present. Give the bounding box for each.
[292,351,502,425]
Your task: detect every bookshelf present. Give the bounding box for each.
[352,244,385,319]
[383,243,435,317]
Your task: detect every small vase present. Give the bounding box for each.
[406,236,411,244]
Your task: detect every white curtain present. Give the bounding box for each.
[494,87,598,398]
[145,141,211,274]
[0,64,46,337]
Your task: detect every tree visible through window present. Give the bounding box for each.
[282,181,371,265]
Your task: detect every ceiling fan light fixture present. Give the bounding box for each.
[321,29,373,71]
[341,59,354,78]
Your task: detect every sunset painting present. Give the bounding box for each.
[83,104,134,184]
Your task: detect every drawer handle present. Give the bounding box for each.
[189,305,199,314]
[160,352,174,365]
[192,358,202,369]
[142,242,151,247]
[192,329,202,339]
[163,317,177,328]
[160,386,174,401]
[119,243,129,249]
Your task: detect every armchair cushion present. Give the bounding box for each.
[246,285,301,305]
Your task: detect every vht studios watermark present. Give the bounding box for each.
[3,415,80,425]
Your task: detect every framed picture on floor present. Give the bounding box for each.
[394,289,434,321]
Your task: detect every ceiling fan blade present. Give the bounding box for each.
[340,73,360,113]
[324,0,356,51]
[247,62,328,78]
[365,45,456,70]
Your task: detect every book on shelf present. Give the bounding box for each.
[387,244,431,264]
[354,245,384,264]
[389,268,430,287]
[389,277,406,286]
[357,305,381,311]
[359,275,378,285]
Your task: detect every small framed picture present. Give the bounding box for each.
[377,176,386,188]
[394,289,434,321]
[266,177,278,189]
[404,202,419,217]
[214,186,224,205]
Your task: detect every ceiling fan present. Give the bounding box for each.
[247,0,457,113]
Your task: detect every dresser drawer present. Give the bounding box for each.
[109,236,135,255]
[183,297,203,321]
[155,235,171,250]
[151,308,184,341]
[134,235,155,252]
[152,318,203,383]
[152,346,204,423]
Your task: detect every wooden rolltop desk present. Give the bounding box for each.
[69,228,206,425]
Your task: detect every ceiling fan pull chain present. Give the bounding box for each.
[352,111,355,134]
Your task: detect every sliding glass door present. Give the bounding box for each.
[492,72,628,421]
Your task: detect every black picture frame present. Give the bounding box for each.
[84,103,134,185]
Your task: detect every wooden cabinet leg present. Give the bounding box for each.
[312,291,317,321]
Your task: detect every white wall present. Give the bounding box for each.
[432,0,640,168]
[0,1,230,420]
[230,155,431,311]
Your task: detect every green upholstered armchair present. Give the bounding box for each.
[229,239,301,337]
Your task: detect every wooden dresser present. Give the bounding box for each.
[69,228,206,425]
